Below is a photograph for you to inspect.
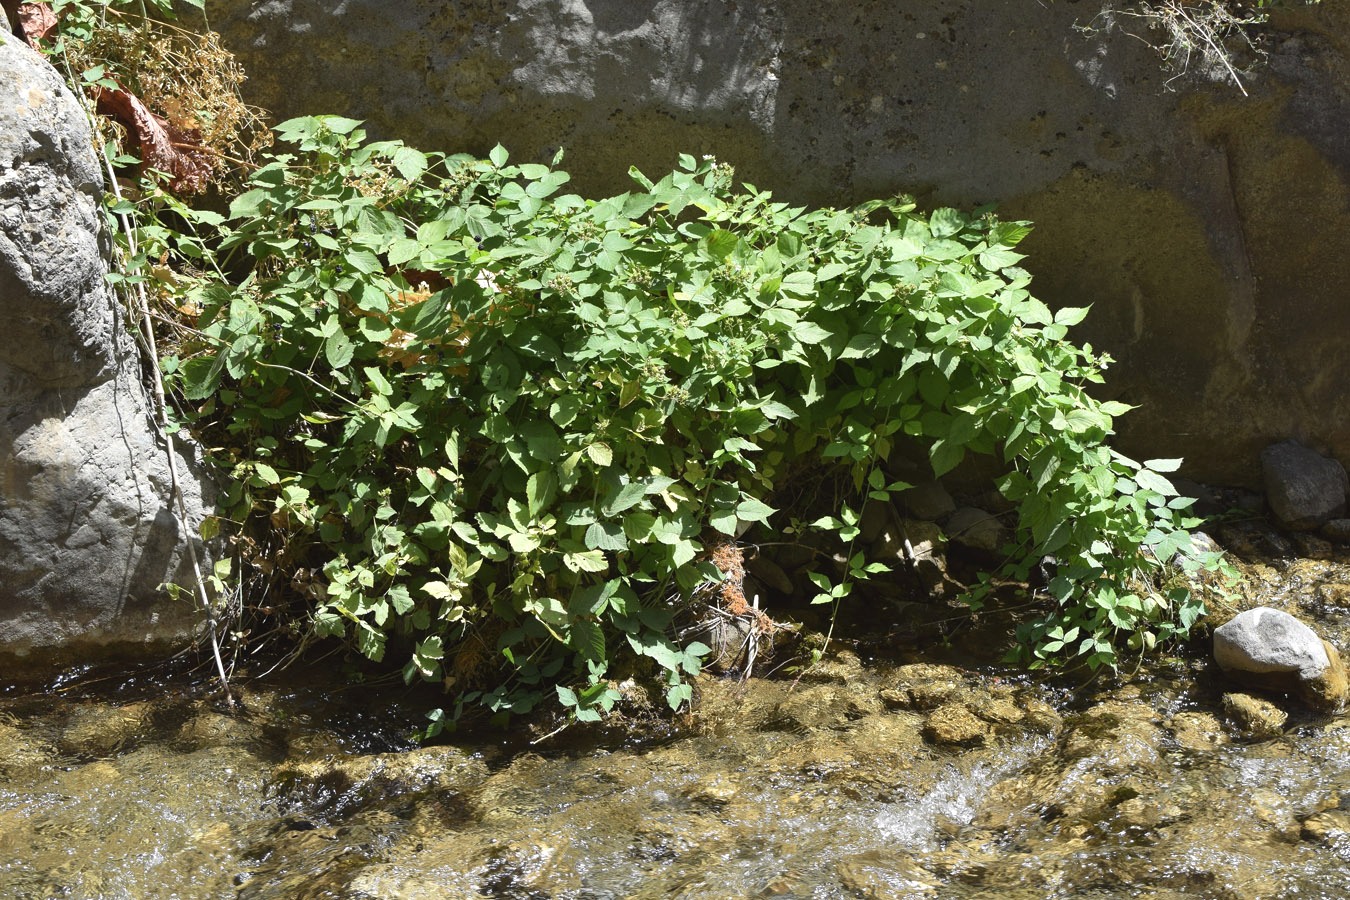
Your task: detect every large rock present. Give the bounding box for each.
[1213,607,1347,711]
[0,36,211,668]
[208,0,1350,486]
[1260,440,1348,530]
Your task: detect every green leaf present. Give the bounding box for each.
[1053,306,1090,326]
[1135,469,1178,497]
[344,248,382,275]
[735,497,776,524]
[605,481,648,516]
[489,145,509,167]
[930,440,965,477]
[179,355,223,401]
[392,146,428,181]
[929,208,966,237]
[587,443,614,467]
[570,619,606,661]
[251,462,280,486]
[709,507,739,536]
[1143,458,1183,473]
[527,470,557,516]
[585,521,629,552]
[325,330,355,369]
[701,228,740,261]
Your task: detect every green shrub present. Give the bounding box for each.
[158,115,1226,730]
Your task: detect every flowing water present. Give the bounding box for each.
[3,537,1350,899]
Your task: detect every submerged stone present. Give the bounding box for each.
[923,703,988,747]
[1221,692,1288,740]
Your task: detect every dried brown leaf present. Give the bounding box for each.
[94,86,216,195]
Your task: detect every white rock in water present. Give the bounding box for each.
[1214,607,1330,679]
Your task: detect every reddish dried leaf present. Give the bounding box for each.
[16,2,56,42]
[94,86,216,195]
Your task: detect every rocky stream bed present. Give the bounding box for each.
[3,518,1350,900]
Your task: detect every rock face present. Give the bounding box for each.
[1213,607,1348,711]
[208,0,1350,486]
[0,36,210,667]
[1261,440,1348,531]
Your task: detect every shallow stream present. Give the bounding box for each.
[3,534,1350,899]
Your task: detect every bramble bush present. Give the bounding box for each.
[140,115,1228,730]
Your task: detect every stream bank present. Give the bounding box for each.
[3,522,1348,899]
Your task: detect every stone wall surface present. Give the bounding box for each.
[210,0,1350,485]
[0,34,210,667]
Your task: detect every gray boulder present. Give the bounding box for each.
[1260,440,1348,531]
[0,36,211,669]
[945,507,1007,554]
[1213,607,1347,711]
[899,482,956,523]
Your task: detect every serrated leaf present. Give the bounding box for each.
[1052,306,1090,326]
[325,330,354,368]
[734,497,776,523]
[605,481,648,516]
[929,207,966,237]
[527,470,557,517]
[251,462,280,485]
[570,618,606,661]
[709,507,739,535]
[344,248,382,274]
[586,443,613,467]
[564,551,609,573]
[1143,458,1183,473]
[1135,469,1178,497]
[392,146,428,181]
[585,521,628,551]
[387,584,414,614]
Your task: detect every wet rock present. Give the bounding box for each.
[836,850,939,898]
[872,517,949,595]
[1261,440,1348,531]
[272,746,488,821]
[885,663,969,710]
[1293,532,1336,560]
[800,648,866,684]
[1221,692,1288,740]
[922,703,989,747]
[1249,788,1302,841]
[696,614,753,674]
[944,507,1008,554]
[775,680,879,731]
[1112,793,1182,834]
[57,701,155,757]
[746,553,793,596]
[1300,808,1350,845]
[1315,582,1350,609]
[858,499,891,544]
[0,720,53,776]
[683,773,739,806]
[1213,606,1348,710]
[898,482,956,522]
[1168,711,1229,752]
[1322,518,1350,544]
[1018,697,1064,735]
[972,696,1024,725]
[344,867,480,900]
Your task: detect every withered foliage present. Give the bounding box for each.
[27,2,270,193]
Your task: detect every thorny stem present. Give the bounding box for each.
[100,146,236,709]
